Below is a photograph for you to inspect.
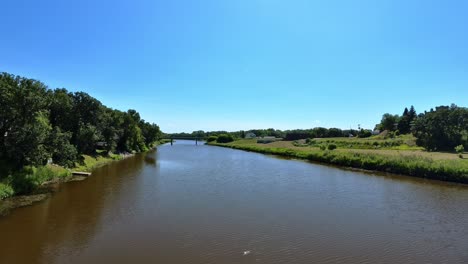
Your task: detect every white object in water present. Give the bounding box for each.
[243,250,251,256]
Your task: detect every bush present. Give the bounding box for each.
[455,144,464,153]
[319,144,326,151]
[9,166,69,195]
[455,145,464,158]
[216,134,234,143]
[358,129,372,138]
[11,167,37,195]
[0,183,14,199]
[207,136,218,142]
[327,144,337,150]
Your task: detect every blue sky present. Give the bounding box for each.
[1,0,467,133]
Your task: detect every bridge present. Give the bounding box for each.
[162,136,203,145]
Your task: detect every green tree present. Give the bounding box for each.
[398,107,411,134]
[141,121,161,146]
[397,106,417,134]
[412,105,468,151]
[0,73,51,168]
[379,113,400,131]
[76,123,100,154]
[4,112,52,168]
[49,88,74,131]
[47,127,77,167]
[216,134,234,143]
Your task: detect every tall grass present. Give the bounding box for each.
[0,165,72,197]
[73,153,123,172]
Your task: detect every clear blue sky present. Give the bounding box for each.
[1,0,467,133]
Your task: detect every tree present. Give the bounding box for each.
[240,130,245,138]
[311,127,328,138]
[412,105,468,151]
[0,72,162,185]
[0,73,51,168]
[141,122,161,146]
[398,106,417,134]
[117,110,146,152]
[47,127,77,167]
[49,88,74,131]
[216,134,234,143]
[358,129,372,138]
[398,108,411,134]
[379,113,400,131]
[76,123,100,154]
[328,128,344,137]
[4,112,51,168]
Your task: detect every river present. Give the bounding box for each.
[1,140,468,263]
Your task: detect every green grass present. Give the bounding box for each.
[73,153,123,172]
[0,153,121,199]
[209,139,468,184]
[0,165,72,197]
[1,142,168,202]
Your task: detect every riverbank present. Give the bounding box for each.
[208,139,468,184]
[0,140,170,216]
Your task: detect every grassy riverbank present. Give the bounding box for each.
[209,139,468,184]
[0,140,170,215]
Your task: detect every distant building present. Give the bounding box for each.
[372,130,381,135]
[96,141,107,148]
[245,132,256,139]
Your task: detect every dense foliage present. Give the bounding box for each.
[412,105,468,151]
[0,72,162,172]
[376,106,417,133]
[169,128,360,141]
[216,134,234,143]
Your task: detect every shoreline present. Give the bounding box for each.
[208,140,468,185]
[0,140,170,217]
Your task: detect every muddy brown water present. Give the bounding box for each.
[1,140,468,264]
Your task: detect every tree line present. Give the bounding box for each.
[0,72,161,171]
[171,104,467,152]
[169,128,364,141]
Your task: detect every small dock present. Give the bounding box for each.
[72,171,91,177]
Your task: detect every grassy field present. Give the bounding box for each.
[209,138,468,184]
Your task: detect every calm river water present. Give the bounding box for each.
[1,140,468,263]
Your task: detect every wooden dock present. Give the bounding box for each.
[72,171,91,177]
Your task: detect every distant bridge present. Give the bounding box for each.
[162,136,203,145]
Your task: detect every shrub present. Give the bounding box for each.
[216,134,234,143]
[319,144,326,151]
[455,145,464,158]
[358,129,372,138]
[455,145,464,153]
[207,136,218,142]
[0,183,14,200]
[11,167,37,195]
[327,144,337,150]
[10,165,68,195]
